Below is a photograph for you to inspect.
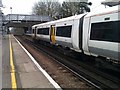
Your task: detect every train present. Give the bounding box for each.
[30,5,120,63]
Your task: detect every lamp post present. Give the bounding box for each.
[10,7,12,14]
[1,12,4,36]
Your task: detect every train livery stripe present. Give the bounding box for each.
[9,35,17,89]
[85,10,120,18]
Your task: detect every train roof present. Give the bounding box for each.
[34,15,77,26]
[32,5,119,28]
[32,24,38,29]
[32,14,86,28]
[85,5,119,17]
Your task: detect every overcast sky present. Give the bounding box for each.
[2,0,105,15]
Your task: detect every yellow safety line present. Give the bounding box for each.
[9,35,17,89]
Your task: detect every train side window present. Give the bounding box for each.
[37,28,49,35]
[42,28,49,35]
[56,25,72,37]
[37,28,42,34]
[90,21,120,43]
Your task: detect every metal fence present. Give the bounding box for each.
[5,14,52,22]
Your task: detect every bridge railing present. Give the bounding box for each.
[5,14,52,22]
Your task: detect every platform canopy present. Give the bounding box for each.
[101,0,120,7]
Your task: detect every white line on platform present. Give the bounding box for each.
[13,36,62,90]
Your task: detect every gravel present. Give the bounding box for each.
[18,36,96,89]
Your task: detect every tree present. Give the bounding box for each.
[32,0,61,19]
[61,0,91,18]
[32,0,91,19]
[32,2,46,15]
[61,2,77,18]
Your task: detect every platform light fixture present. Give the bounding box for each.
[10,7,12,14]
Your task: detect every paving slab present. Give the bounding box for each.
[11,35,56,89]
[2,34,11,88]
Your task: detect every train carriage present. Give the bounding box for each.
[32,5,120,61]
[83,6,120,61]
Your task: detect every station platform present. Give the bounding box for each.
[1,34,61,89]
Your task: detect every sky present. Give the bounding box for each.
[1,0,105,15]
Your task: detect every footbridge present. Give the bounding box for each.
[4,14,52,27]
[3,14,53,35]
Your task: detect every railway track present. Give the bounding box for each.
[16,35,120,90]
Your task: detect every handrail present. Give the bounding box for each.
[5,14,52,22]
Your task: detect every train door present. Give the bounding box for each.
[34,27,37,39]
[50,25,55,44]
